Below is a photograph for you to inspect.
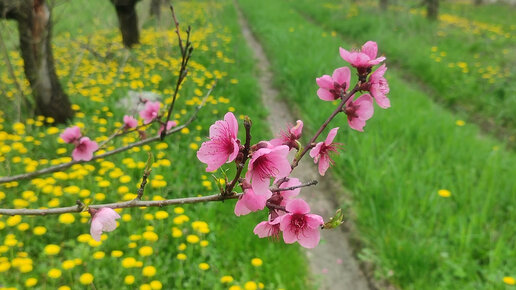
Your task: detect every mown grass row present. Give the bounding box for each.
[237,0,516,288]
[291,0,516,147]
[0,0,309,289]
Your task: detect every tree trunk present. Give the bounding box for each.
[150,0,162,19]
[426,0,439,21]
[474,0,483,5]
[1,0,73,123]
[111,0,140,48]
[380,0,388,10]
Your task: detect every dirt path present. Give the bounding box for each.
[234,2,371,289]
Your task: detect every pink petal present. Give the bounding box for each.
[90,219,103,241]
[369,56,386,66]
[290,120,303,138]
[234,198,252,216]
[370,64,387,82]
[309,142,323,160]
[324,127,339,145]
[306,214,324,228]
[332,67,350,87]
[197,141,231,172]
[339,47,351,63]
[285,199,311,214]
[282,225,297,244]
[354,94,374,120]
[297,227,320,248]
[60,126,81,143]
[317,88,336,101]
[316,75,334,89]
[318,154,331,176]
[361,41,378,60]
[348,117,366,132]
[279,215,292,231]
[253,221,275,238]
[224,112,238,139]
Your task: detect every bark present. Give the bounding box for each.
[380,0,388,10]
[111,0,140,48]
[150,0,162,19]
[474,0,483,5]
[0,0,73,123]
[426,0,439,20]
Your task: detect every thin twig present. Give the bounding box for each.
[136,168,151,200]
[270,180,318,192]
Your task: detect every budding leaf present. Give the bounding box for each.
[144,152,154,174]
[323,208,344,229]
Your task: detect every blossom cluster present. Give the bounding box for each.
[60,100,177,162]
[196,41,389,248]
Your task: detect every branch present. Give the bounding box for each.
[0,178,320,216]
[0,86,213,185]
[0,193,242,216]
[291,83,360,169]
[224,117,252,195]
[161,5,194,140]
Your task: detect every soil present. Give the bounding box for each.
[234,2,371,289]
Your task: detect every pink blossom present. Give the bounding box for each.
[123,115,138,129]
[369,64,390,109]
[344,94,374,132]
[309,128,340,176]
[316,67,351,101]
[158,121,178,135]
[72,137,99,161]
[89,207,121,242]
[247,144,291,195]
[60,126,82,143]
[279,199,323,248]
[270,120,304,150]
[139,101,161,124]
[234,187,272,216]
[339,41,385,69]
[197,112,240,172]
[254,215,281,239]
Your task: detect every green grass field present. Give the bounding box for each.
[236,0,516,289]
[0,1,309,289]
[1,0,516,289]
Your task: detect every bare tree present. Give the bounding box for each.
[150,0,163,19]
[110,0,140,48]
[0,0,73,123]
[380,0,389,10]
[426,0,439,20]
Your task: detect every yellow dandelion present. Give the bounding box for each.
[455,120,465,126]
[48,268,62,279]
[142,266,157,277]
[251,258,263,267]
[504,277,516,285]
[199,263,210,270]
[79,273,94,285]
[125,275,135,285]
[177,253,187,260]
[220,275,234,283]
[438,189,451,198]
[139,246,153,257]
[44,244,61,255]
[59,213,75,224]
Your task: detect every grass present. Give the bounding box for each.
[237,0,516,288]
[290,0,516,146]
[0,0,310,289]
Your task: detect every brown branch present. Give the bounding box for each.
[0,178,319,216]
[0,193,242,216]
[161,5,194,140]
[224,116,252,195]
